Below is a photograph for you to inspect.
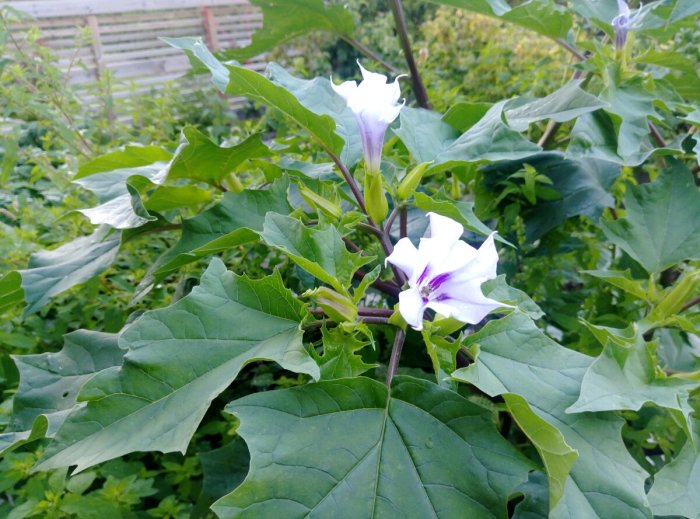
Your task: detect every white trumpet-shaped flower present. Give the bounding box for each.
[612,0,635,50]
[331,62,405,172]
[386,213,506,331]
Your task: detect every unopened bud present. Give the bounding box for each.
[397,162,432,200]
[298,184,342,220]
[308,287,358,323]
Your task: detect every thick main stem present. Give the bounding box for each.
[388,0,431,109]
[386,329,406,386]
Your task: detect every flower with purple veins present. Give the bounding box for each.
[385,213,508,331]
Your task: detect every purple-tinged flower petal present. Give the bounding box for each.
[331,62,405,172]
[385,237,423,281]
[612,0,633,51]
[427,278,505,324]
[616,0,631,18]
[398,288,427,330]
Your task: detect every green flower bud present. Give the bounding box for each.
[308,287,358,323]
[397,161,432,200]
[298,184,342,220]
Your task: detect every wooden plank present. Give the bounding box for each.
[86,15,103,80]
[201,6,220,51]
[6,0,252,18]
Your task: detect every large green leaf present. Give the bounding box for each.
[36,258,319,473]
[573,0,700,31]
[162,37,229,91]
[647,440,700,518]
[582,270,649,301]
[436,101,542,166]
[225,64,344,155]
[504,393,578,510]
[165,38,344,156]
[74,145,172,180]
[429,0,572,39]
[395,104,541,171]
[0,271,24,315]
[168,127,270,185]
[73,163,166,230]
[268,63,363,168]
[222,0,354,61]
[0,331,123,456]
[413,191,494,237]
[601,161,700,274]
[8,331,122,439]
[260,213,372,294]
[453,312,652,519]
[393,108,458,165]
[568,111,646,166]
[481,153,619,240]
[213,376,533,518]
[154,178,291,278]
[504,82,606,132]
[195,439,250,516]
[19,226,121,314]
[567,331,699,430]
[481,275,545,320]
[601,78,660,164]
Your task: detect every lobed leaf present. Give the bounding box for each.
[601,160,700,274]
[214,376,534,518]
[260,213,372,294]
[36,258,319,473]
[154,177,291,278]
[19,226,121,314]
[168,127,270,185]
[453,312,653,518]
[429,0,572,40]
[221,0,354,61]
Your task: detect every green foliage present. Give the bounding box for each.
[601,161,700,274]
[1,1,699,517]
[214,376,533,517]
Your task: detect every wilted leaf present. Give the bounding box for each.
[73,163,166,230]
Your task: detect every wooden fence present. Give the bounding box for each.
[6,0,265,107]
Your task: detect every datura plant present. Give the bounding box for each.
[2,1,700,518]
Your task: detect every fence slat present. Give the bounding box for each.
[8,1,264,115]
[7,0,251,18]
